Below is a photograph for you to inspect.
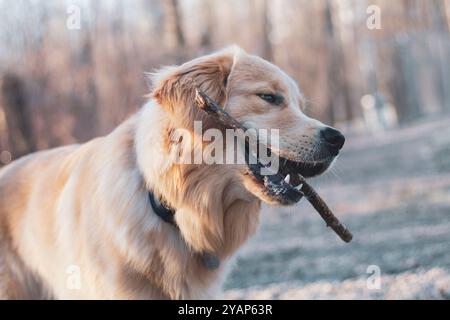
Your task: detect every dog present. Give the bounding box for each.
[0,46,345,299]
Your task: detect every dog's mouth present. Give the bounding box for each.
[244,144,334,205]
[278,155,334,179]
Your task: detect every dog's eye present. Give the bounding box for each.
[258,93,284,106]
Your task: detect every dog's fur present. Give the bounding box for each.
[0,47,332,299]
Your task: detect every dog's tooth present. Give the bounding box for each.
[284,174,290,184]
[295,184,303,191]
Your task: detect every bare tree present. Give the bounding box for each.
[323,0,354,124]
[389,1,423,123]
[262,0,274,61]
[429,0,450,113]
[199,0,214,52]
[162,0,186,62]
[1,74,36,158]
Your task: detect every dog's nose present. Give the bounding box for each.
[320,127,345,150]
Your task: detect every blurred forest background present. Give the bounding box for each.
[0,0,449,163]
[1,0,450,299]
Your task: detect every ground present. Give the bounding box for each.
[224,116,450,300]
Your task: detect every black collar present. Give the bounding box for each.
[148,190,220,270]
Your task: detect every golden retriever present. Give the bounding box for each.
[0,46,344,299]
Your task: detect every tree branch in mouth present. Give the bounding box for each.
[195,89,353,243]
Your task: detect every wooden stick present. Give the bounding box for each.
[298,177,353,243]
[195,89,353,243]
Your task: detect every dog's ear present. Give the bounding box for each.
[151,47,240,114]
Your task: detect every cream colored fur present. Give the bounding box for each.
[0,46,328,299]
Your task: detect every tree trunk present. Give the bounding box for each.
[323,0,356,124]
[1,74,36,159]
[199,0,213,52]
[390,39,423,123]
[262,0,274,61]
[162,0,186,62]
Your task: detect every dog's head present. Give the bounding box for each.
[152,46,345,206]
